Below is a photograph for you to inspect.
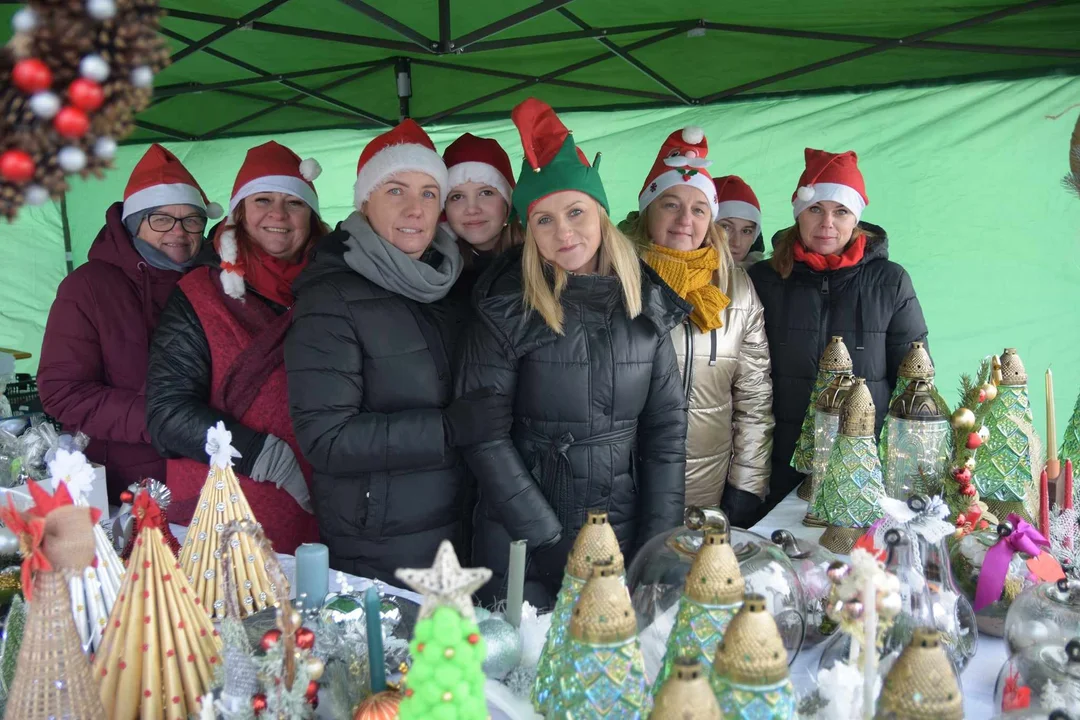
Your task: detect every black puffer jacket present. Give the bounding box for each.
[747,225,928,516]
[284,229,469,583]
[456,245,690,607]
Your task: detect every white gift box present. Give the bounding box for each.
[1,462,109,516]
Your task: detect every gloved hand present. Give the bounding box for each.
[443,387,513,448]
[720,486,764,529]
[250,435,314,514]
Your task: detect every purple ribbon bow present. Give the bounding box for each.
[973,513,1049,611]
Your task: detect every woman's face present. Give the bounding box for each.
[718,217,758,262]
[137,203,204,264]
[646,185,712,252]
[242,192,312,260]
[363,171,441,260]
[444,181,507,251]
[797,200,858,255]
[528,191,602,275]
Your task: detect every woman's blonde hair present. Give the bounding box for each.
[630,203,734,294]
[522,201,642,334]
[769,223,876,279]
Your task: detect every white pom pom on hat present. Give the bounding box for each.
[796,185,816,202]
[205,202,223,219]
[299,158,322,182]
[681,126,704,145]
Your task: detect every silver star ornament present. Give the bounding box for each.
[395,540,492,623]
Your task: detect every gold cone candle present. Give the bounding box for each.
[883,379,950,501]
[532,510,624,713]
[875,628,962,720]
[650,658,721,720]
[794,336,854,478]
[804,373,856,526]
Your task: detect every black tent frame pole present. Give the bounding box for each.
[60,193,73,275]
[169,0,292,64]
[438,0,452,53]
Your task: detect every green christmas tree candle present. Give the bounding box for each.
[551,559,651,719]
[794,336,853,486]
[395,541,493,720]
[1059,387,1080,497]
[879,341,934,469]
[532,511,624,713]
[710,594,796,720]
[814,378,887,554]
[652,529,744,692]
[803,373,856,527]
[975,348,1036,523]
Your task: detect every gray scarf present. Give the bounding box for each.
[133,236,199,272]
[340,212,462,303]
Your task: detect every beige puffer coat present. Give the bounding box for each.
[671,266,774,508]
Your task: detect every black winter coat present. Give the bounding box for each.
[284,229,469,584]
[747,226,928,517]
[456,245,690,608]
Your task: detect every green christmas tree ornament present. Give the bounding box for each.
[794,336,854,487]
[395,540,493,720]
[803,373,856,527]
[652,529,744,692]
[710,594,796,720]
[879,341,935,470]
[1059,387,1080,500]
[814,378,887,554]
[975,348,1037,523]
[551,559,651,719]
[532,510,624,713]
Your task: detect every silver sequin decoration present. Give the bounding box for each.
[198,532,207,541]
[204,569,215,580]
[215,502,225,513]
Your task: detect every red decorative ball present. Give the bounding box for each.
[978,390,987,403]
[119,490,134,504]
[467,633,480,645]
[252,693,268,714]
[53,106,90,138]
[952,467,972,485]
[966,432,983,450]
[0,150,35,184]
[305,680,319,701]
[68,78,104,111]
[260,629,282,651]
[294,627,315,650]
[960,484,978,497]
[13,59,52,93]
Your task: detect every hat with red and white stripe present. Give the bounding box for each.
[638,126,718,218]
[714,175,762,229]
[443,133,515,207]
[354,119,448,210]
[792,148,868,222]
[122,144,221,221]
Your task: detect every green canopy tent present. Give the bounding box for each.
[2,0,1080,429]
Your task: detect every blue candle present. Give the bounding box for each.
[365,584,387,693]
[294,543,329,607]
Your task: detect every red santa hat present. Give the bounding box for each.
[122,144,221,221]
[714,175,762,229]
[354,119,448,210]
[443,133,515,207]
[791,148,868,222]
[638,126,718,218]
[218,140,322,300]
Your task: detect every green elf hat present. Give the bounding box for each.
[510,97,609,221]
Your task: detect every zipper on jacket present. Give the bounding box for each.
[818,275,831,360]
[709,329,717,367]
[683,320,695,404]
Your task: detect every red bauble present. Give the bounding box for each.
[53,107,90,138]
[119,490,134,504]
[252,694,268,714]
[952,467,972,485]
[0,150,35,183]
[260,628,282,651]
[978,390,987,403]
[467,633,480,645]
[294,627,315,650]
[966,433,983,450]
[13,59,52,93]
[960,484,978,497]
[305,680,319,701]
[68,78,104,111]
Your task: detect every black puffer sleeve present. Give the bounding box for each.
[885,267,929,387]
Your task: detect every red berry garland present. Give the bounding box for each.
[13,59,52,93]
[68,79,105,111]
[53,107,90,138]
[0,151,36,184]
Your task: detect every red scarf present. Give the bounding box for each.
[244,243,309,307]
[794,233,866,272]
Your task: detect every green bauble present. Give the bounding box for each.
[652,597,739,692]
[877,376,912,468]
[710,674,798,720]
[792,369,835,475]
[531,572,584,712]
[399,606,487,720]
[975,385,1035,504]
[551,636,652,719]
[814,434,885,527]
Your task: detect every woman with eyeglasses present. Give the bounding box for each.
[38,145,220,503]
[146,141,327,553]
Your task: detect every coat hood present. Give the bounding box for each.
[89,203,187,284]
[768,221,890,268]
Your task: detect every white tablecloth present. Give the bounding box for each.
[749,490,1006,718]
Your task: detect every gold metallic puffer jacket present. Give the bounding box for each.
[671,266,774,506]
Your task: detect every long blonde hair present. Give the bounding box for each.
[522,202,642,334]
[630,204,734,294]
[770,224,876,279]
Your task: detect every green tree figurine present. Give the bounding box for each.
[1060,387,1080,497]
[879,341,934,468]
[975,349,1037,522]
[794,337,854,483]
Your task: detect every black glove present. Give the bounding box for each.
[720,486,764,529]
[443,387,513,447]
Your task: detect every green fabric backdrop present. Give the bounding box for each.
[2,74,1079,434]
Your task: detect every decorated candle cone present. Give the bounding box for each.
[0,481,106,720]
[178,422,277,618]
[874,628,962,720]
[47,449,125,653]
[804,373,856,526]
[531,510,624,713]
[653,528,744,691]
[794,336,854,487]
[814,378,887,554]
[551,559,652,719]
[93,492,223,720]
[879,342,935,469]
[710,593,796,719]
[650,657,721,720]
[975,349,1037,523]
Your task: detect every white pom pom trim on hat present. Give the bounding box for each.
[217,227,246,300]
[681,126,705,145]
[299,158,322,182]
[205,201,223,219]
[797,185,816,201]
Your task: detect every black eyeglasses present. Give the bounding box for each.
[147,212,208,234]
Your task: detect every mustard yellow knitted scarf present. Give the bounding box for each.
[644,243,729,333]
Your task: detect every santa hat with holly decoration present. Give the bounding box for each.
[217,140,322,299]
[638,127,718,218]
[714,175,762,232]
[510,97,608,219]
[122,144,222,222]
[354,119,449,211]
[791,148,868,222]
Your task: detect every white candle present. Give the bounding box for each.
[862,574,878,720]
